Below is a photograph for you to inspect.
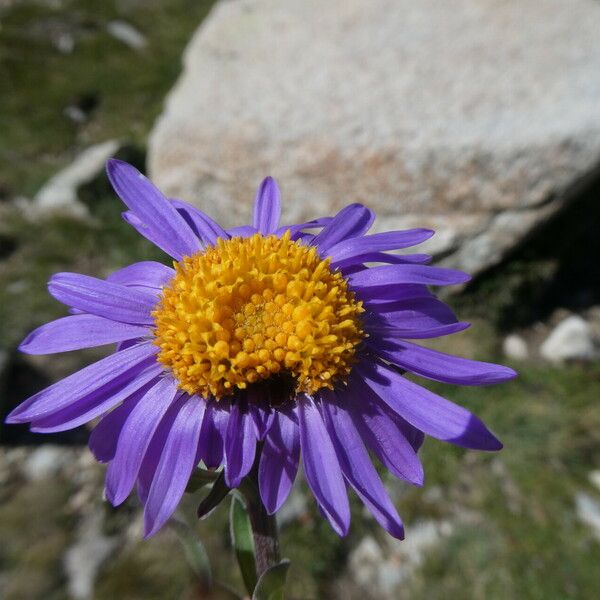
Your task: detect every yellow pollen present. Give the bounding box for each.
[152,231,364,399]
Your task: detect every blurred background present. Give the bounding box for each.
[1,1,599,598]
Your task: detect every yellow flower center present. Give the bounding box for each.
[152,231,364,399]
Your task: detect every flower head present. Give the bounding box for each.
[8,160,516,539]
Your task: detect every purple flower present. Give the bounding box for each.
[7,160,516,539]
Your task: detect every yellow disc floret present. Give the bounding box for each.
[152,231,364,399]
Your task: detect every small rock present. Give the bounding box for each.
[276,482,308,527]
[34,140,120,217]
[540,315,597,363]
[503,334,529,360]
[584,306,600,339]
[107,20,147,50]
[575,492,600,540]
[23,445,67,481]
[387,520,453,572]
[55,32,75,54]
[348,536,384,587]
[63,105,88,124]
[422,485,443,504]
[347,521,452,597]
[589,471,600,492]
[64,511,117,600]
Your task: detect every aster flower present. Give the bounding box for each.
[7,160,516,541]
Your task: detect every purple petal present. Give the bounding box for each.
[224,402,256,487]
[368,322,471,339]
[372,339,517,386]
[293,232,314,244]
[348,264,471,289]
[327,229,434,262]
[31,365,161,433]
[334,252,432,269]
[319,393,404,538]
[227,225,258,238]
[19,314,149,355]
[122,211,176,256]
[105,377,179,505]
[259,410,300,514]
[136,397,186,504]
[297,395,350,536]
[197,401,226,469]
[106,160,202,260]
[246,384,278,439]
[107,261,174,289]
[171,198,228,246]
[253,177,281,234]
[88,386,148,463]
[342,378,424,485]
[6,342,157,423]
[357,360,503,450]
[312,204,375,253]
[276,217,333,239]
[365,297,458,329]
[249,402,275,441]
[48,273,156,325]
[144,395,204,537]
[359,284,433,304]
[116,339,139,352]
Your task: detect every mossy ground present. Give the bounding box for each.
[0,471,76,600]
[1,1,599,599]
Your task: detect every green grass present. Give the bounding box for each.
[398,364,600,600]
[0,0,215,197]
[0,470,76,600]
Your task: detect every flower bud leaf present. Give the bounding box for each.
[252,559,291,600]
[230,494,258,595]
[197,471,231,519]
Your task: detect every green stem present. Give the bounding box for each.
[247,490,280,578]
[240,452,281,579]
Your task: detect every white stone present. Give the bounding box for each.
[503,334,529,361]
[589,471,600,492]
[347,521,452,597]
[149,0,600,277]
[540,315,597,363]
[23,445,67,481]
[575,492,600,541]
[55,32,75,54]
[35,140,120,216]
[64,511,117,600]
[107,21,147,50]
[276,482,308,527]
[347,536,385,588]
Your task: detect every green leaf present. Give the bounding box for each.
[230,495,258,596]
[197,471,231,519]
[185,466,219,494]
[169,519,212,590]
[252,560,291,600]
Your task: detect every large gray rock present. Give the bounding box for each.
[148,0,600,275]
